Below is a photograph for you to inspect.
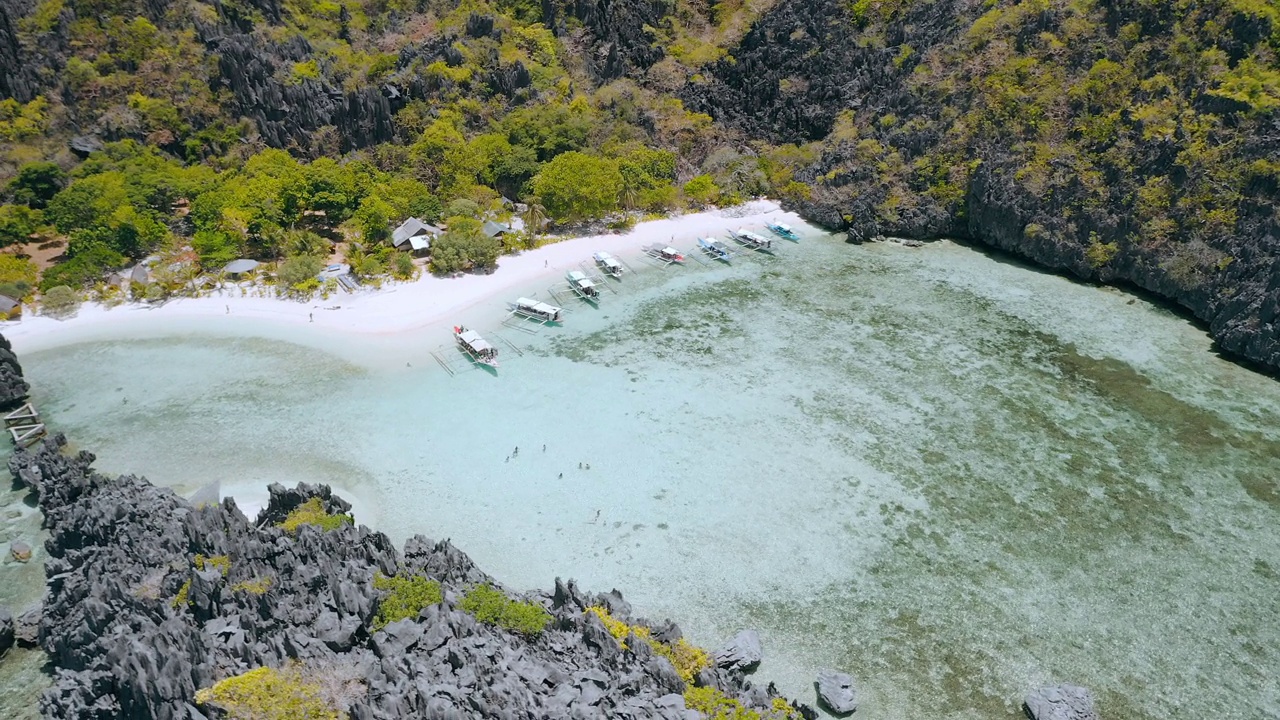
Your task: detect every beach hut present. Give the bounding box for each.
[0,295,20,318]
[223,259,260,277]
[482,220,510,239]
[392,217,442,255]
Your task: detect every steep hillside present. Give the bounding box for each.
[689,0,1280,369]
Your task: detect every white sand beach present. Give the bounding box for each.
[3,200,794,354]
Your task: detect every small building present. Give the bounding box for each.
[223,259,260,277]
[392,217,442,254]
[0,295,20,318]
[482,220,511,239]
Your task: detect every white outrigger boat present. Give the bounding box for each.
[566,270,601,300]
[453,325,499,367]
[593,251,625,278]
[510,297,563,323]
[697,237,734,261]
[731,228,773,251]
[766,222,799,241]
[643,244,685,264]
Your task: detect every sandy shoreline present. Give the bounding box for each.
[4,200,793,354]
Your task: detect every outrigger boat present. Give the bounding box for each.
[643,244,685,263]
[697,237,733,261]
[566,270,601,300]
[731,228,773,251]
[593,251,624,278]
[766,222,799,241]
[453,325,499,367]
[510,297,563,323]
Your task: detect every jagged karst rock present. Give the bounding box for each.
[14,602,40,647]
[0,605,13,657]
[2,400,811,720]
[713,629,762,671]
[1024,684,1100,720]
[67,135,104,158]
[815,669,858,716]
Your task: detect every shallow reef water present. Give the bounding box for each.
[3,229,1278,719]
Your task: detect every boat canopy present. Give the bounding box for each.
[738,229,768,243]
[516,297,561,316]
[568,270,593,286]
[458,329,494,352]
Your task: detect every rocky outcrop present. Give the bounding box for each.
[815,670,858,716]
[9,432,804,719]
[0,332,29,410]
[713,629,762,672]
[692,0,1280,373]
[546,0,668,80]
[0,605,13,657]
[1024,684,1100,720]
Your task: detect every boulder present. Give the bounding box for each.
[713,630,763,671]
[9,540,32,562]
[815,669,858,715]
[1024,684,1100,720]
[0,606,13,656]
[14,603,40,647]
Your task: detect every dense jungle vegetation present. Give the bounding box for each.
[0,0,1276,367]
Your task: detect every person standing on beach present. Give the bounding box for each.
[309,313,313,323]
[225,305,229,314]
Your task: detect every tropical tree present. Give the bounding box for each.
[8,162,66,208]
[530,152,622,223]
[521,196,547,244]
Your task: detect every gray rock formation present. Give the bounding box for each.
[0,605,13,657]
[7,430,810,720]
[713,630,762,671]
[13,603,39,647]
[1024,684,1100,720]
[815,669,858,716]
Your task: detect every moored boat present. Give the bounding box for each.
[510,297,563,323]
[593,251,624,278]
[766,222,799,241]
[698,237,732,260]
[566,270,601,300]
[732,228,773,251]
[643,244,685,263]
[453,325,499,367]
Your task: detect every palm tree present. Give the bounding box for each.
[521,196,547,248]
[620,183,640,211]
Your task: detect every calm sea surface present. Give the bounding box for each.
[3,227,1278,719]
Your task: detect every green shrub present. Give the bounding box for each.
[683,686,801,719]
[372,573,443,630]
[194,665,341,720]
[194,554,231,576]
[460,584,551,637]
[277,497,353,535]
[171,578,192,609]
[584,606,709,683]
[40,285,80,317]
[231,576,273,595]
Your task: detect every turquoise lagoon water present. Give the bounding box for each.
[2,227,1280,719]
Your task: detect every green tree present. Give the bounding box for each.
[531,152,622,222]
[39,246,126,291]
[0,205,44,246]
[8,162,66,208]
[353,196,394,243]
[45,172,132,234]
[276,254,324,293]
[521,196,547,242]
[683,174,720,206]
[431,217,500,273]
[0,255,38,299]
[192,229,242,269]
